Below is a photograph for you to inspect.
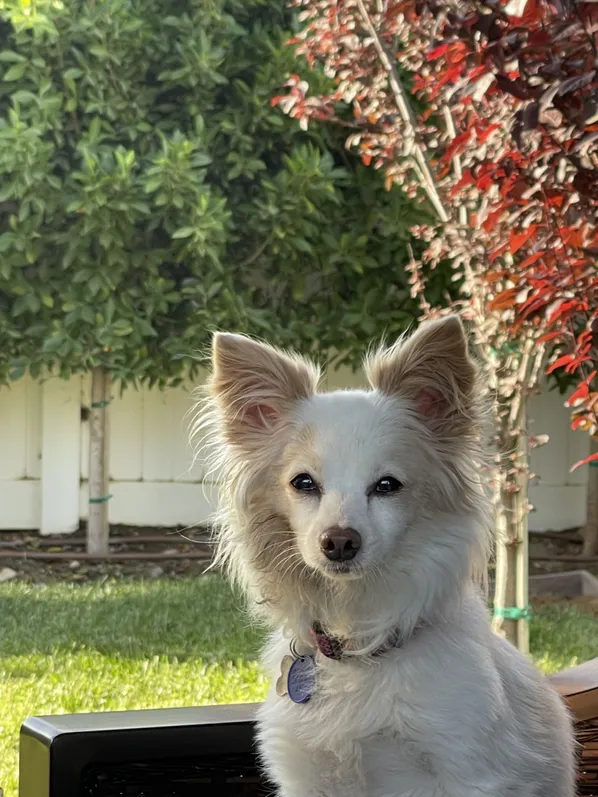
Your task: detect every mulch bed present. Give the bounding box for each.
[0,525,597,591]
[0,525,214,583]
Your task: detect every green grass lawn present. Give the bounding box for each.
[1,576,597,795]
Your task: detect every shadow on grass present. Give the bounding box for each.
[0,575,264,662]
[0,575,597,673]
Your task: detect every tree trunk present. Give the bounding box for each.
[582,439,598,558]
[492,394,530,654]
[87,366,111,555]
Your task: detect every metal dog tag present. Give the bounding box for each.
[276,655,294,697]
[287,655,316,704]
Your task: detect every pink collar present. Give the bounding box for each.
[309,621,405,661]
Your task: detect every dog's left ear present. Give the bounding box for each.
[209,332,319,445]
[365,316,478,424]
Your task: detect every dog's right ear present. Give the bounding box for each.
[209,333,319,446]
[364,315,479,428]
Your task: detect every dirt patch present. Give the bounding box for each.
[0,526,596,590]
[0,525,214,584]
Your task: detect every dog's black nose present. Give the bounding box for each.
[319,527,362,562]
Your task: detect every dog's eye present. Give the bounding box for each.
[291,473,318,493]
[374,476,403,494]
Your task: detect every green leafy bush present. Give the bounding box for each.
[0,0,452,385]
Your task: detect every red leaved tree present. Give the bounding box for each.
[274,0,598,650]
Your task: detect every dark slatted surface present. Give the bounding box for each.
[578,717,598,796]
[79,729,598,797]
[78,721,598,797]
[82,754,267,797]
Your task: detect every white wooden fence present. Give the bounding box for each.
[0,371,589,535]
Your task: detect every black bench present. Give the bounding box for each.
[19,703,264,797]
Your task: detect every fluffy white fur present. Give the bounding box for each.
[194,316,575,797]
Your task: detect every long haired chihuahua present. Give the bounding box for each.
[196,316,575,797]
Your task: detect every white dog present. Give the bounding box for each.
[197,316,575,797]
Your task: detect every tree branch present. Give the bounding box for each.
[237,233,274,269]
[354,0,450,223]
[442,105,467,227]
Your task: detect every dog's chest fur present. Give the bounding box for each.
[259,623,472,793]
[257,595,574,797]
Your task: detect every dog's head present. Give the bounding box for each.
[198,316,489,618]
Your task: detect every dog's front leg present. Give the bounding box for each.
[258,715,367,797]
